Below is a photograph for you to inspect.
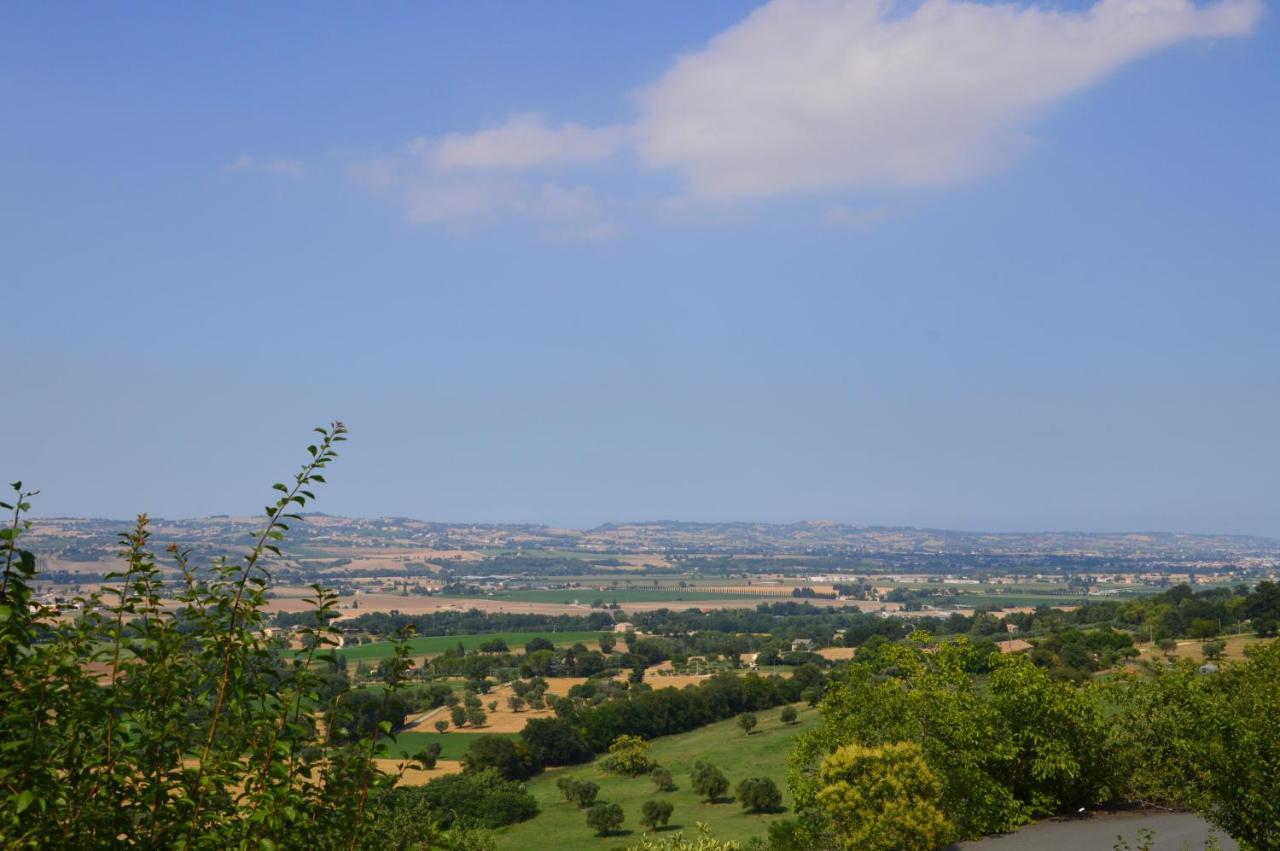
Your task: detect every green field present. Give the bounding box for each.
[494,703,818,850]
[337,631,603,663]
[384,730,520,761]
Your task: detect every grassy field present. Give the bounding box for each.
[384,730,520,761]
[493,703,818,850]
[336,630,604,663]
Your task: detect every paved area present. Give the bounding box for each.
[953,810,1235,850]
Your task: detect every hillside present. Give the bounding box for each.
[493,703,818,850]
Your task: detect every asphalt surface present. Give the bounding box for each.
[953,809,1236,850]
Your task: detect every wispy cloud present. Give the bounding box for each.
[281,0,1264,232]
[637,0,1263,198]
[429,113,628,170]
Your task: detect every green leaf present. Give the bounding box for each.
[15,790,33,813]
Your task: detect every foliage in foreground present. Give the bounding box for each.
[0,425,422,849]
[788,633,1280,850]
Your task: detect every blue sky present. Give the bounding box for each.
[2,1,1278,534]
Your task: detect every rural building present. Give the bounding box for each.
[791,638,816,652]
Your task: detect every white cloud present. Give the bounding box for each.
[428,113,628,170]
[337,0,1261,231]
[636,0,1263,199]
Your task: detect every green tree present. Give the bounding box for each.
[451,704,468,727]
[586,802,624,836]
[603,734,655,776]
[0,425,419,848]
[816,741,951,851]
[1201,640,1226,662]
[641,799,674,831]
[690,760,729,803]
[736,777,782,813]
[461,735,539,781]
[780,705,798,725]
[435,719,450,733]
[650,765,675,792]
[737,713,758,736]
[467,706,488,728]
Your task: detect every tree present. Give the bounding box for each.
[466,707,488,728]
[525,636,555,654]
[690,760,729,803]
[641,799,674,831]
[603,734,655,776]
[461,735,539,781]
[737,713,758,736]
[520,717,594,766]
[414,742,443,770]
[599,633,617,654]
[1201,640,1226,662]
[434,719,449,734]
[451,704,468,727]
[737,777,782,813]
[507,695,525,712]
[555,776,599,809]
[780,705,799,725]
[0,425,434,848]
[586,802,624,836]
[1158,638,1179,657]
[650,766,675,792]
[816,742,951,851]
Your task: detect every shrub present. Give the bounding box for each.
[736,777,782,813]
[737,713,758,735]
[586,802,624,836]
[690,760,729,803]
[641,799,674,830]
[650,766,675,792]
[435,719,450,733]
[780,706,798,725]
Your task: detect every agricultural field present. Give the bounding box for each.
[337,630,603,663]
[493,703,818,850]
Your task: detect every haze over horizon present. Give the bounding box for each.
[4,1,1278,536]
